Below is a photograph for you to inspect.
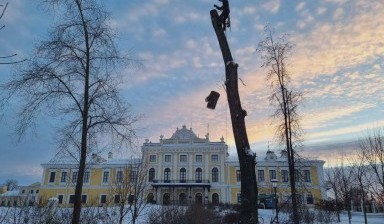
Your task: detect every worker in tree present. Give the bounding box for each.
[214,0,230,31]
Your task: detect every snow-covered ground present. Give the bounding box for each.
[1,205,383,223]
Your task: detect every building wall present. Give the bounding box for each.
[39,126,326,207]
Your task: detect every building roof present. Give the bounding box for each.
[0,190,19,197]
[169,125,199,140]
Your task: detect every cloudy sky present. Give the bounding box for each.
[0,0,383,185]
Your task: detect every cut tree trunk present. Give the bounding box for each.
[210,9,258,224]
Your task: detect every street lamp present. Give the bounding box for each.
[271,179,279,224]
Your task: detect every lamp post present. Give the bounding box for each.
[271,179,279,224]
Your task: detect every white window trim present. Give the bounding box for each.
[57,194,64,204]
[164,154,172,163]
[149,155,157,163]
[211,154,219,162]
[83,170,91,185]
[100,194,108,204]
[179,154,188,163]
[195,154,203,163]
[48,170,57,185]
[101,169,111,185]
[59,170,69,185]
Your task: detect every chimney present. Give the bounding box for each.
[108,152,113,159]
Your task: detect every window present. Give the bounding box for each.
[84,171,90,183]
[281,170,289,182]
[306,194,314,204]
[195,168,202,182]
[81,195,87,204]
[149,155,156,162]
[58,195,63,204]
[195,154,202,162]
[49,171,56,183]
[164,168,171,182]
[36,190,39,194]
[69,195,75,204]
[211,154,219,162]
[164,155,171,163]
[212,167,219,182]
[128,195,134,204]
[180,168,186,182]
[130,170,137,182]
[72,172,78,184]
[22,190,25,194]
[114,195,120,204]
[30,190,34,194]
[61,171,67,183]
[257,170,265,182]
[236,170,241,182]
[180,155,187,163]
[100,195,107,204]
[103,171,109,183]
[212,193,220,205]
[237,193,242,203]
[148,168,155,182]
[304,170,311,182]
[116,170,123,183]
[269,170,276,181]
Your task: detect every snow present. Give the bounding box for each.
[0,205,383,223]
[0,190,19,196]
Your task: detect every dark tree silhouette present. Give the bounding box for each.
[1,1,140,223]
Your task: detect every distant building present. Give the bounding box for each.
[143,125,326,207]
[39,125,326,207]
[0,182,40,207]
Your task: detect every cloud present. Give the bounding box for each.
[296,2,306,11]
[333,8,344,20]
[316,7,327,15]
[302,103,375,130]
[262,0,281,14]
[291,1,384,79]
[153,28,167,37]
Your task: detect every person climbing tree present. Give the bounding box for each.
[213,0,230,31]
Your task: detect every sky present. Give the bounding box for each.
[0,0,383,186]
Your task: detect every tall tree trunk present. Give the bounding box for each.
[72,2,90,223]
[210,10,258,223]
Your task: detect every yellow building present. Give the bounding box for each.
[39,125,326,207]
[39,152,141,206]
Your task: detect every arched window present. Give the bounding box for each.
[163,193,170,205]
[164,168,171,183]
[212,167,219,182]
[148,168,155,182]
[180,168,186,183]
[147,193,155,204]
[195,168,202,183]
[195,193,202,204]
[179,193,187,204]
[212,193,219,205]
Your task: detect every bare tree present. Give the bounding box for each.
[325,167,343,222]
[359,127,384,204]
[349,153,369,224]
[3,179,18,191]
[0,2,25,65]
[257,26,303,223]
[1,0,140,223]
[109,158,148,224]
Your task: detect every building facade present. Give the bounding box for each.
[0,182,40,207]
[39,125,326,207]
[142,125,326,207]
